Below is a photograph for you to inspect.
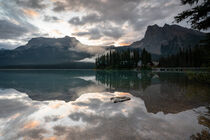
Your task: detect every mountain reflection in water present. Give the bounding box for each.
[0,70,209,140]
[0,89,209,140]
[0,70,209,114]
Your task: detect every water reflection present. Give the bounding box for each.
[0,70,209,114]
[0,70,99,101]
[96,70,154,91]
[0,70,210,139]
[0,89,209,140]
[97,71,210,114]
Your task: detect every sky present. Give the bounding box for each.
[0,0,190,49]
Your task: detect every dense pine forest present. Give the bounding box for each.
[159,34,210,67]
[95,48,152,69]
[96,34,210,69]
[159,47,207,67]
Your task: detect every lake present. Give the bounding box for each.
[0,70,209,140]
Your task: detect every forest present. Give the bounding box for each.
[95,48,152,69]
[96,34,209,69]
[159,34,210,67]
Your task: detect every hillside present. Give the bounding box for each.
[130,24,206,55]
[0,36,93,68]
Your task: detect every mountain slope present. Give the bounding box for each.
[0,24,206,67]
[0,36,93,67]
[130,24,206,55]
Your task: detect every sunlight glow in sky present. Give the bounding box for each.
[0,0,189,49]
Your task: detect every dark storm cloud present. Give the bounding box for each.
[65,0,183,41]
[0,1,40,29]
[0,0,45,49]
[73,28,102,40]
[73,26,124,40]
[14,0,46,9]
[44,16,60,22]
[53,1,67,12]
[0,1,36,29]
[0,0,189,49]
[0,19,29,39]
[67,0,141,26]
[102,26,124,39]
[17,128,47,139]
[69,13,101,25]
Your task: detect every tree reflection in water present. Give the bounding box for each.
[0,70,209,139]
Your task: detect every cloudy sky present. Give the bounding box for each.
[0,0,190,49]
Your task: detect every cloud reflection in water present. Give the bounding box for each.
[0,89,208,140]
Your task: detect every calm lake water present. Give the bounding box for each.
[0,70,209,140]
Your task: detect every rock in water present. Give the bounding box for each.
[110,96,131,103]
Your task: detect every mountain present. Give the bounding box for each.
[0,24,206,68]
[130,24,206,55]
[0,36,94,68]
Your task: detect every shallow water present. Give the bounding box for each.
[0,70,209,140]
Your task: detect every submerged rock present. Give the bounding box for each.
[110,96,131,103]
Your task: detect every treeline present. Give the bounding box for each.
[95,48,151,69]
[159,34,210,68]
[159,45,209,67]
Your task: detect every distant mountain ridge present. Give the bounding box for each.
[0,36,93,67]
[130,24,206,55]
[0,24,206,68]
[15,36,79,51]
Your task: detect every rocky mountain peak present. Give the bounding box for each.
[1,36,92,66]
[24,36,80,49]
[147,24,159,29]
[132,24,206,54]
[163,23,170,28]
[144,24,162,39]
[63,36,77,42]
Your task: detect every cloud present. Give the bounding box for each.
[0,0,190,50]
[65,0,185,45]
[52,1,67,12]
[73,28,102,40]
[69,38,106,54]
[69,13,101,26]
[66,0,142,28]
[0,19,29,39]
[44,16,60,22]
[0,99,28,118]
[102,26,124,39]
[119,42,131,46]
[23,120,40,129]
[0,42,20,50]
[22,9,40,17]
[0,88,208,140]
[73,26,124,40]
[14,0,46,9]
[77,56,96,63]
[17,128,47,139]
[0,1,47,49]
